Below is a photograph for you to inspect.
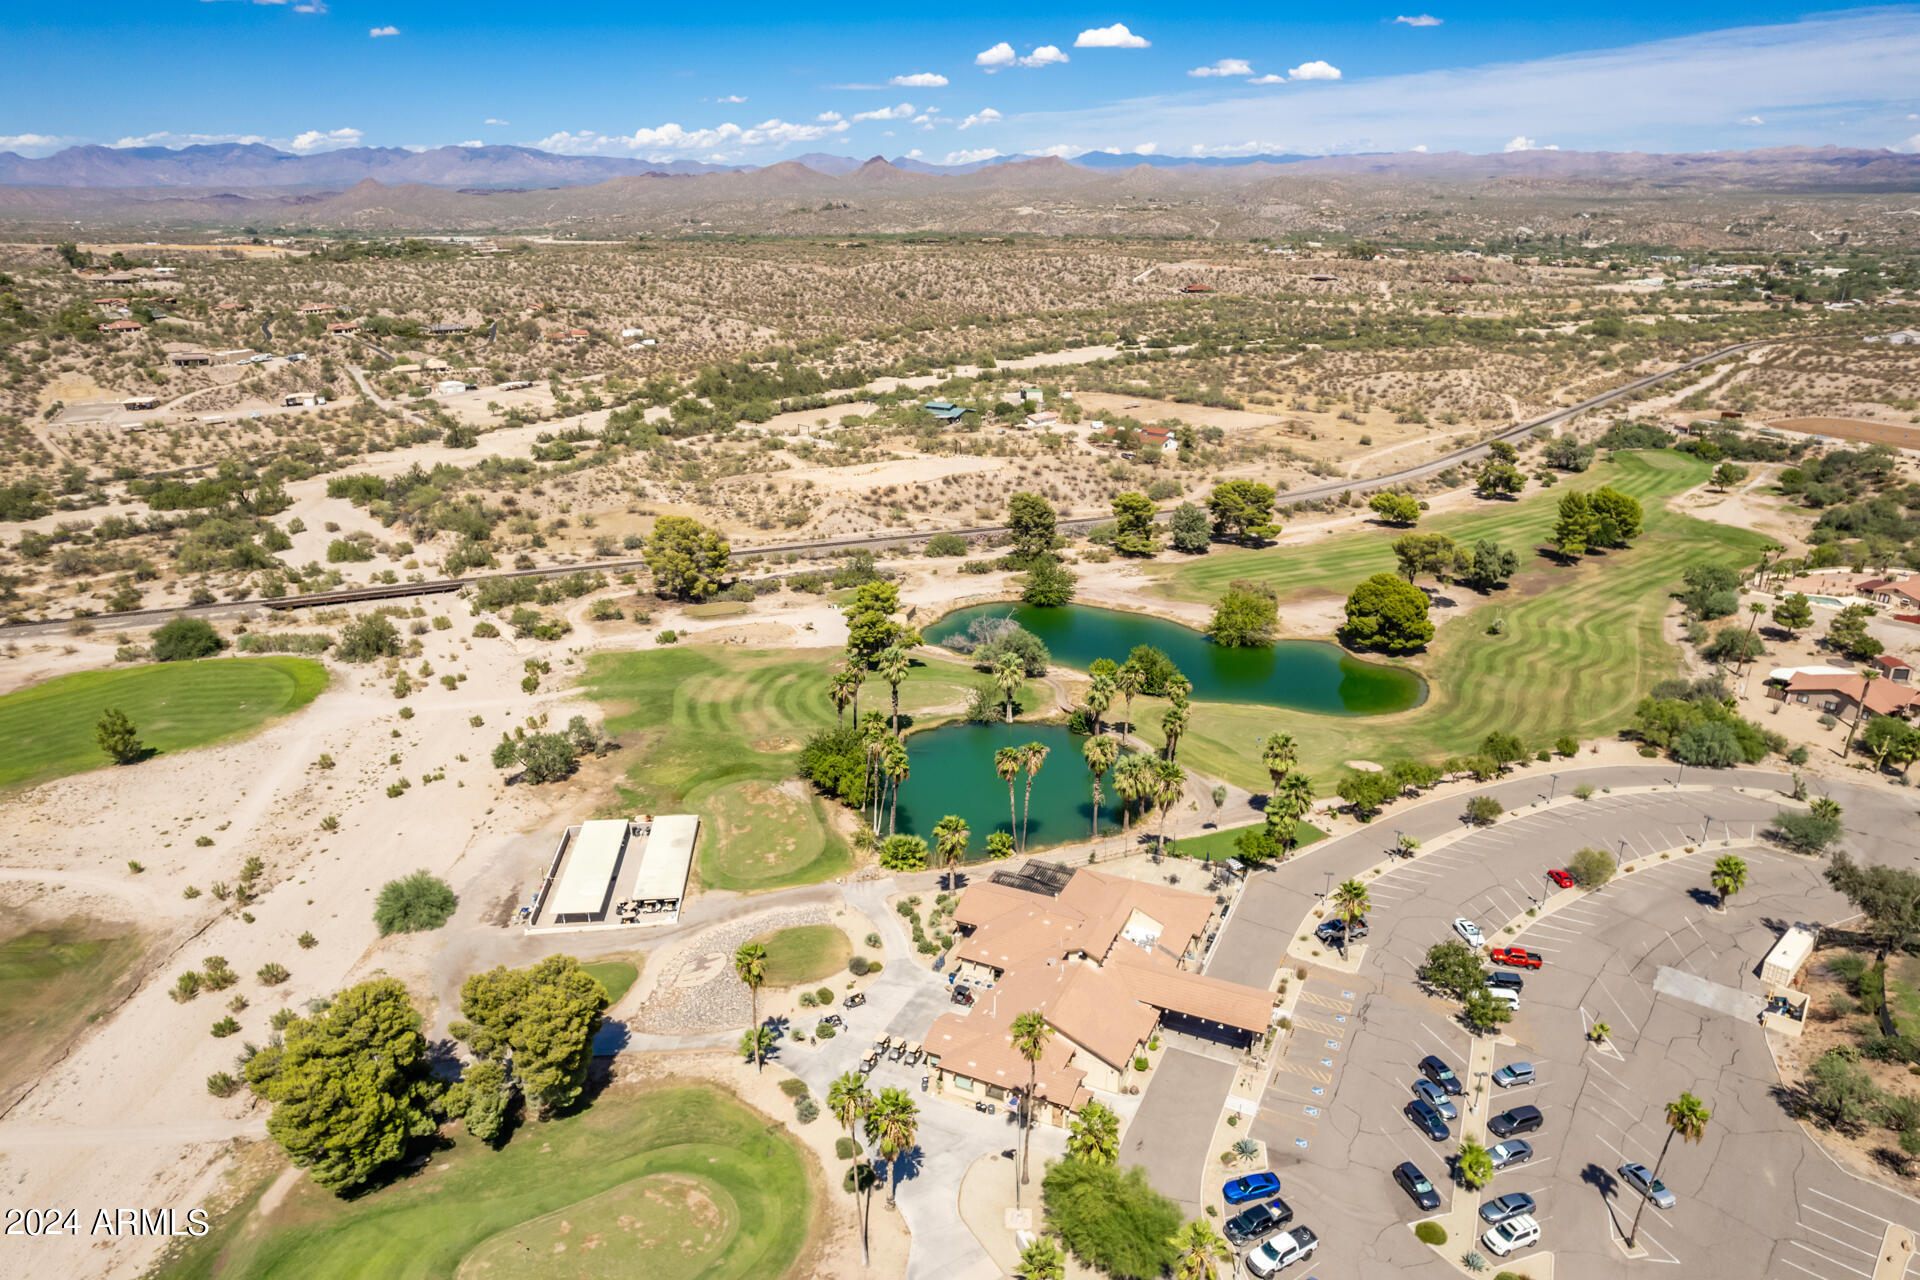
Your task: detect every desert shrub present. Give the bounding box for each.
[1041,1160,1180,1280]
[1569,846,1616,888]
[1416,1222,1448,1245]
[372,870,458,935]
[150,616,225,662]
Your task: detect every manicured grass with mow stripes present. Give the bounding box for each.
[583,646,1039,892]
[1132,452,1769,790]
[0,657,328,791]
[1150,450,1713,605]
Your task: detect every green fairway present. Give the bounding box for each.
[1133,452,1769,789]
[747,924,853,987]
[1167,823,1326,862]
[0,657,328,791]
[0,920,143,1104]
[581,958,640,1006]
[584,646,1038,892]
[153,1084,814,1280]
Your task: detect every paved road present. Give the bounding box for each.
[4,340,1765,635]
[1147,764,1920,1280]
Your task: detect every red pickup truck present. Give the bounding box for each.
[1490,947,1543,970]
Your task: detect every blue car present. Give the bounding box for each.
[1406,1098,1451,1142]
[1222,1172,1282,1205]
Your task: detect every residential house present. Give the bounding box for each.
[425,322,468,335]
[98,320,143,333]
[297,303,336,316]
[327,321,359,334]
[923,399,975,423]
[925,864,1273,1125]
[167,351,213,367]
[1024,410,1062,429]
[1136,425,1179,455]
[549,328,590,343]
[1772,669,1920,719]
[1873,654,1914,684]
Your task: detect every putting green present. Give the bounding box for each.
[152,1084,813,1280]
[456,1172,737,1280]
[0,656,328,791]
[581,959,639,1006]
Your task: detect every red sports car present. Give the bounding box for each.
[1547,869,1575,889]
[1490,946,1544,970]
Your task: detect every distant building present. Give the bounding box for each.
[549,328,590,343]
[1024,410,1062,429]
[297,303,336,315]
[425,322,468,335]
[99,319,143,332]
[1872,654,1913,684]
[122,397,161,411]
[1866,330,1920,345]
[168,351,213,367]
[923,399,975,423]
[327,321,359,334]
[1179,283,1213,294]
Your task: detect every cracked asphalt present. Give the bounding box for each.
[1138,764,1920,1280]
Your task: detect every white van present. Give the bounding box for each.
[1483,1214,1541,1257]
[1488,987,1521,1010]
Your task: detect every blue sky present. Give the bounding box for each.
[3,3,1918,162]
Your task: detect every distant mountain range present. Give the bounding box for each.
[9,140,1915,191]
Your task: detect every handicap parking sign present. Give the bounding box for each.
[1325,1039,1341,1050]
[1335,1014,1347,1024]
[1294,1138,1310,1149]
[1311,1086,1325,1097]
[1342,990,1354,999]
[1320,1057,1333,1068]
[1303,1105,1319,1118]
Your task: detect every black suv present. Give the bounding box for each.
[1488,1104,1544,1138]
[1223,1197,1294,1247]
[1393,1161,1442,1211]
[1487,971,1524,992]
[1418,1054,1464,1096]
[1316,917,1369,943]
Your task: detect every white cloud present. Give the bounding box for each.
[852,102,915,122]
[1186,141,1273,157]
[1075,23,1149,48]
[1247,74,1286,85]
[976,40,1066,70]
[1394,14,1443,26]
[907,148,923,157]
[1738,115,1764,125]
[1288,60,1342,81]
[891,72,948,88]
[1895,133,1920,153]
[959,108,1003,131]
[535,117,851,159]
[1033,143,1086,157]
[1411,143,1428,151]
[119,127,365,154]
[976,42,1016,68]
[484,118,510,126]
[1503,135,1558,151]
[1020,45,1069,67]
[454,140,483,148]
[1189,59,1253,78]
[0,133,78,155]
[1136,141,1159,154]
[290,127,365,152]
[368,25,399,37]
[945,147,1002,165]
[712,94,747,104]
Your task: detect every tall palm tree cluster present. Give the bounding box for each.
[827,1071,922,1263]
[1260,732,1315,854]
[994,741,1052,853]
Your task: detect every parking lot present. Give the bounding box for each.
[1164,776,1920,1279]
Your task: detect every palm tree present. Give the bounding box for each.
[1810,796,1844,823]
[1153,758,1186,857]
[828,1073,874,1263]
[993,653,1024,724]
[1270,773,1315,849]
[1589,1020,1612,1043]
[1456,1135,1494,1189]
[1114,753,1152,835]
[1169,1219,1233,1280]
[933,814,970,888]
[733,942,769,1073]
[882,737,910,836]
[1332,878,1370,933]
[861,713,889,830]
[877,644,910,733]
[1018,1237,1066,1280]
[1019,741,1050,853]
[1086,671,1115,737]
[844,664,867,725]
[1844,669,1879,757]
[995,746,1022,847]
[864,1086,920,1209]
[1010,1010,1053,1197]
[1710,854,1748,909]
[829,668,861,729]
[1115,660,1144,735]
[1084,734,1120,839]
[1161,699,1191,762]
[1067,1098,1119,1165]
[1261,732,1298,794]
[1628,1093,1711,1248]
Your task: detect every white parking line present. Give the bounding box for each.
[1779,1256,1840,1280]
[1797,1219,1879,1256]
[1787,1239,1874,1278]
[1595,979,1643,1034]
[1806,1187,1913,1232]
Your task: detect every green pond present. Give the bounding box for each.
[922,602,1426,716]
[894,722,1131,853]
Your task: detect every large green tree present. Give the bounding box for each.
[1590,486,1643,547]
[150,615,226,662]
[450,955,610,1116]
[1206,580,1279,648]
[247,977,438,1193]
[1206,481,1279,543]
[1042,1160,1181,1280]
[1341,573,1434,653]
[1552,490,1600,557]
[1459,539,1519,592]
[844,580,906,658]
[643,515,730,600]
[1007,492,1058,564]
[1771,592,1814,639]
[1392,532,1459,584]
[1368,491,1420,526]
[1825,852,1920,962]
[1169,501,1211,553]
[1111,491,1159,556]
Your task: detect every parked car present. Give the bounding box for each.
[1483,1214,1542,1257]
[1393,1162,1441,1212]
[1493,1062,1536,1089]
[1419,1055,1464,1095]
[1246,1226,1318,1276]
[1487,986,1520,1010]
[820,1013,844,1028]
[950,985,975,1006]
[1405,1098,1451,1141]
[1488,971,1525,993]
[1317,917,1369,943]
[1412,1078,1459,1121]
[1479,1192,1537,1225]
[1619,1162,1677,1209]
[1489,1105,1543,1139]
[1453,918,1485,948]
[844,992,867,1008]
[1223,1197,1294,1247]
[1488,1140,1534,1170]
[1548,869,1575,889]
[1490,946,1543,969]
[1222,1172,1282,1205]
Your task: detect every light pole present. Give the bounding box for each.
[1702,815,1712,844]
[1549,773,1558,802]
[1322,869,1334,899]
[1675,762,1685,788]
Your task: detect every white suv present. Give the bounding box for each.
[1482,1214,1541,1257]
[1453,918,1485,948]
